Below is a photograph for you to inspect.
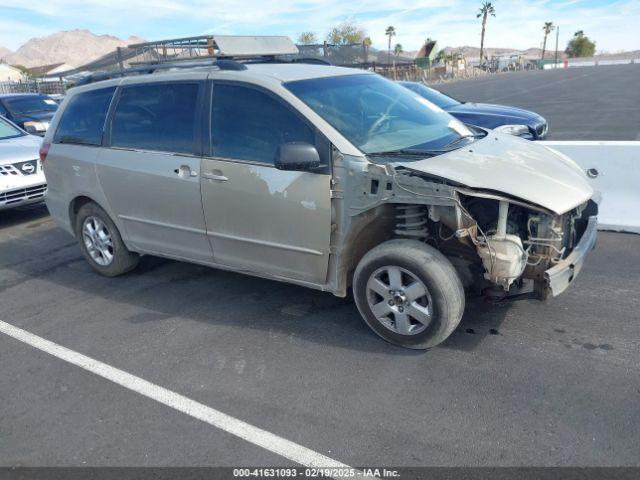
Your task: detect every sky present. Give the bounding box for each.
[0,0,639,53]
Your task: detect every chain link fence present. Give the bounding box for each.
[0,79,66,95]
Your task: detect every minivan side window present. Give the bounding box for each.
[54,87,115,145]
[211,84,314,164]
[111,83,199,155]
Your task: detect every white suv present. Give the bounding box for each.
[42,59,598,349]
[0,116,47,210]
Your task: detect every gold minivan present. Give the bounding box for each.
[42,60,598,349]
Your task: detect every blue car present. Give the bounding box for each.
[0,93,59,136]
[399,81,548,140]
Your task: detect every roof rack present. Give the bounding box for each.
[243,57,332,66]
[127,35,300,65]
[74,56,332,86]
[74,59,247,86]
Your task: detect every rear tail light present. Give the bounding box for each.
[39,142,50,164]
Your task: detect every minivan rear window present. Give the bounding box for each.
[54,87,115,146]
[110,83,199,155]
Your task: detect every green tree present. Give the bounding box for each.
[476,2,496,64]
[385,25,396,64]
[541,22,555,60]
[326,22,366,45]
[297,32,318,45]
[394,43,403,55]
[565,30,596,58]
[363,36,373,62]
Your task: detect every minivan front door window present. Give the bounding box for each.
[211,84,314,164]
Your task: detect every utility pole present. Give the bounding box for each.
[554,25,559,69]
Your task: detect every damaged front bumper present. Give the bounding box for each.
[544,215,598,297]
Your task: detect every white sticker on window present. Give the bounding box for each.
[44,99,57,105]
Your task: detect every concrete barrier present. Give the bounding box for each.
[543,58,639,69]
[539,141,640,233]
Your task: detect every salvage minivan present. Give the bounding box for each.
[42,61,598,349]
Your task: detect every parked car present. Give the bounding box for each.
[0,93,59,135]
[0,116,47,210]
[43,62,597,349]
[399,81,548,140]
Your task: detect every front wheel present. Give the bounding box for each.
[353,239,465,349]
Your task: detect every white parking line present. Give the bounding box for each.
[0,320,355,471]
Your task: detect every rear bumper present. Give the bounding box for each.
[544,215,597,297]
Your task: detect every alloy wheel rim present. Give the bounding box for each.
[82,216,114,267]
[366,266,433,335]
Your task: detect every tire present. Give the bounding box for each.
[74,202,139,277]
[353,239,465,349]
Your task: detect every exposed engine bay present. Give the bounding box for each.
[337,159,597,300]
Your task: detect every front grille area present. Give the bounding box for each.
[0,159,40,176]
[12,159,39,175]
[0,164,20,176]
[0,183,47,206]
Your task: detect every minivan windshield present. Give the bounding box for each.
[0,117,24,140]
[285,74,474,155]
[4,96,58,115]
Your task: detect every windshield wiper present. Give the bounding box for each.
[440,133,485,150]
[368,133,487,159]
[367,149,443,158]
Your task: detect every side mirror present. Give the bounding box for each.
[274,142,320,171]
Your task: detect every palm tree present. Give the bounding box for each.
[476,2,496,65]
[394,43,403,56]
[385,26,396,65]
[541,22,555,60]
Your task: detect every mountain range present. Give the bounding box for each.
[0,30,145,68]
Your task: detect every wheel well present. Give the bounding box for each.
[341,204,396,290]
[68,196,96,233]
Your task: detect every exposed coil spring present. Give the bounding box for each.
[394,205,428,240]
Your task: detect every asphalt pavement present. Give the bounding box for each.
[1,64,639,470]
[1,204,639,467]
[436,64,640,141]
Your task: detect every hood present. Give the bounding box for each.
[394,132,593,215]
[0,134,42,164]
[446,102,543,126]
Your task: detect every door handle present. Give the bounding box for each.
[174,165,198,178]
[203,172,229,182]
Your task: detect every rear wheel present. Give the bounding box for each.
[75,202,138,276]
[353,239,465,349]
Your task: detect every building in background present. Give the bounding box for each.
[0,63,25,82]
[27,63,76,79]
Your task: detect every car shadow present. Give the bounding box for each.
[0,203,49,229]
[1,220,514,355]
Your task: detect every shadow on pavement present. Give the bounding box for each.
[0,203,49,229]
[1,216,511,355]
